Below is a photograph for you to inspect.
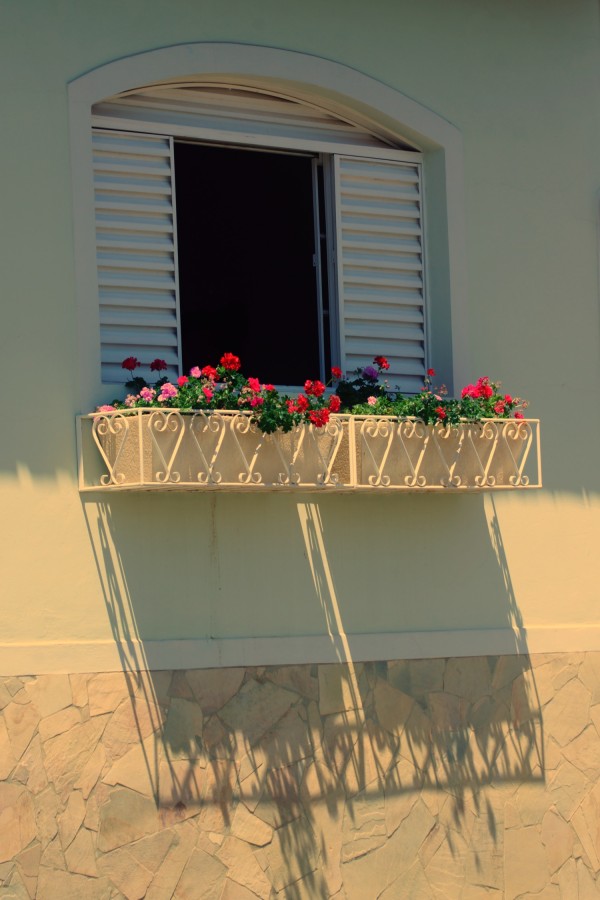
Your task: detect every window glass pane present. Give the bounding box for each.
[175,143,321,385]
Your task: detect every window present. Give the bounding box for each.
[91,84,428,392]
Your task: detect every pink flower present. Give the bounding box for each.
[250,395,264,407]
[202,386,214,401]
[263,384,276,392]
[504,394,513,405]
[96,404,116,412]
[514,411,524,419]
[124,394,137,408]
[190,366,201,378]
[247,377,261,392]
[493,401,506,415]
[140,387,155,402]
[158,383,177,402]
[367,396,377,406]
[177,376,188,387]
[461,384,478,399]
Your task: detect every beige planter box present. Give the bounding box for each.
[77,410,541,492]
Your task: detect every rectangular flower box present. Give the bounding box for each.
[77,410,541,492]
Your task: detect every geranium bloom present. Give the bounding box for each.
[504,394,513,405]
[247,377,261,393]
[96,404,116,412]
[461,384,478,399]
[514,411,524,419]
[309,408,330,427]
[149,358,168,372]
[263,384,276,392]
[201,365,217,380]
[158,383,177,402]
[250,395,264,407]
[435,406,447,420]
[367,396,377,406]
[328,395,341,412]
[427,368,436,377]
[286,400,298,414]
[121,356,141,372]
[304,380,326,398]
[190,366,201,378]
[296,395,309,412]
[331,366,343,380]
[202,386,214,401]
[139,387,155,402]
[124,394,138,407]
[493,401,506,415]
[374,356,390,370]
[362,366,379,380]
[177,376,188,387]
[220,353,241,371]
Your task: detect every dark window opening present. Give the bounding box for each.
[174,142,322,385]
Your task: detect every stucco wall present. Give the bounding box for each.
[2,652,600,898]
[1,0,600,667]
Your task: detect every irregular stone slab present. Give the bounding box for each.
[4,699,40,759]
[69,674,89,708]
[428,691,469,730]
[219,679,295,746]
[103,732,159,797]
[217,836,272,899]
[1,866,31,900]
[74,742,106,800]
[579,655,600,704]
[33,786,60,847]
[266,665,318,700]
[0,783,37,863]
[128,829,174,873]
[541,808,574,874]
[464,810,503,890]
[231,802,273,846]
[97,787,160,852]
[87,672,131,716]
[173,847,227,899]
[162,698,204,760]
[504,826,549,899]
[263,816,320,891]
[576,858,599,898]
[38,706,81,742]
[195,758,237,833]
[342,719,394,796]
[0,716,17,780]
[380,859,431,898]
[12,736,47,795]
[36,867,111,900]
[102,697,162,761]
[409,658,445,697]
[341,788,387,862]
[145,821,196,900]
[318,664,365,716]
[98,845,154,899]
[425,827,468,899]
[570,785,600,874]
[220,879,261,900]
[562,725,600,780]
[374,680,415,737]
[24,675,72,718]
[258,707,313,770]
[157,757,209,822]
[43,715,109,795]
[58,790,86,850]
[64,827,98,877]
[186,668,245,714]
[543,678,591,747]
[40,835,65,871]
[555,857,578,896]
[300,760,344,895]
[322,710,361,777]
[548,759,589,820]
[15,841,41,880]
[342,798,435,900]
[253,762,303,828]
[445,657,491,702]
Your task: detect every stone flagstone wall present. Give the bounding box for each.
[1,652,600,898]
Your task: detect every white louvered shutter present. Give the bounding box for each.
[93,129,181,384]
[334,155,426,394]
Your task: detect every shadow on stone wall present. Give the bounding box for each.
[54,494,555,895]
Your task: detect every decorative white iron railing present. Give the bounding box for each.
[77,410,542,492]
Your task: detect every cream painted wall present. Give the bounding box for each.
[1,0,600,671]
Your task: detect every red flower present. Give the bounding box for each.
[435,406,447,420]
[514,411,524,419]
[247,377,261,393]
[304,380,325,398]
[504,394,513,405]
[263,383,276,392]
[427,368,436,377]
[177,375,189,387]
[122,356,141,372]
[286,400,298,414]
[309,408,330,427]
[374,356,390,370]
[220,353,241,371]
[328,395,341,412]
[296,395,309,412]
[331,366,343,380]
[493,401,506,415]
[201,365,218,380]
[149,358,168,372]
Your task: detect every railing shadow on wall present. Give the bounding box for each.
[80,492,544,897]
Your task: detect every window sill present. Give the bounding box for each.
[77,411,541,493]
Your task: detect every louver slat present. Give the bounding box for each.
[335,156,426,395]
[93,129,181,384]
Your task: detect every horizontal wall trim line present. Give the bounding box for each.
[3,625,600,674]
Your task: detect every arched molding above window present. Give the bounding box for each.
[69,43,468,410]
